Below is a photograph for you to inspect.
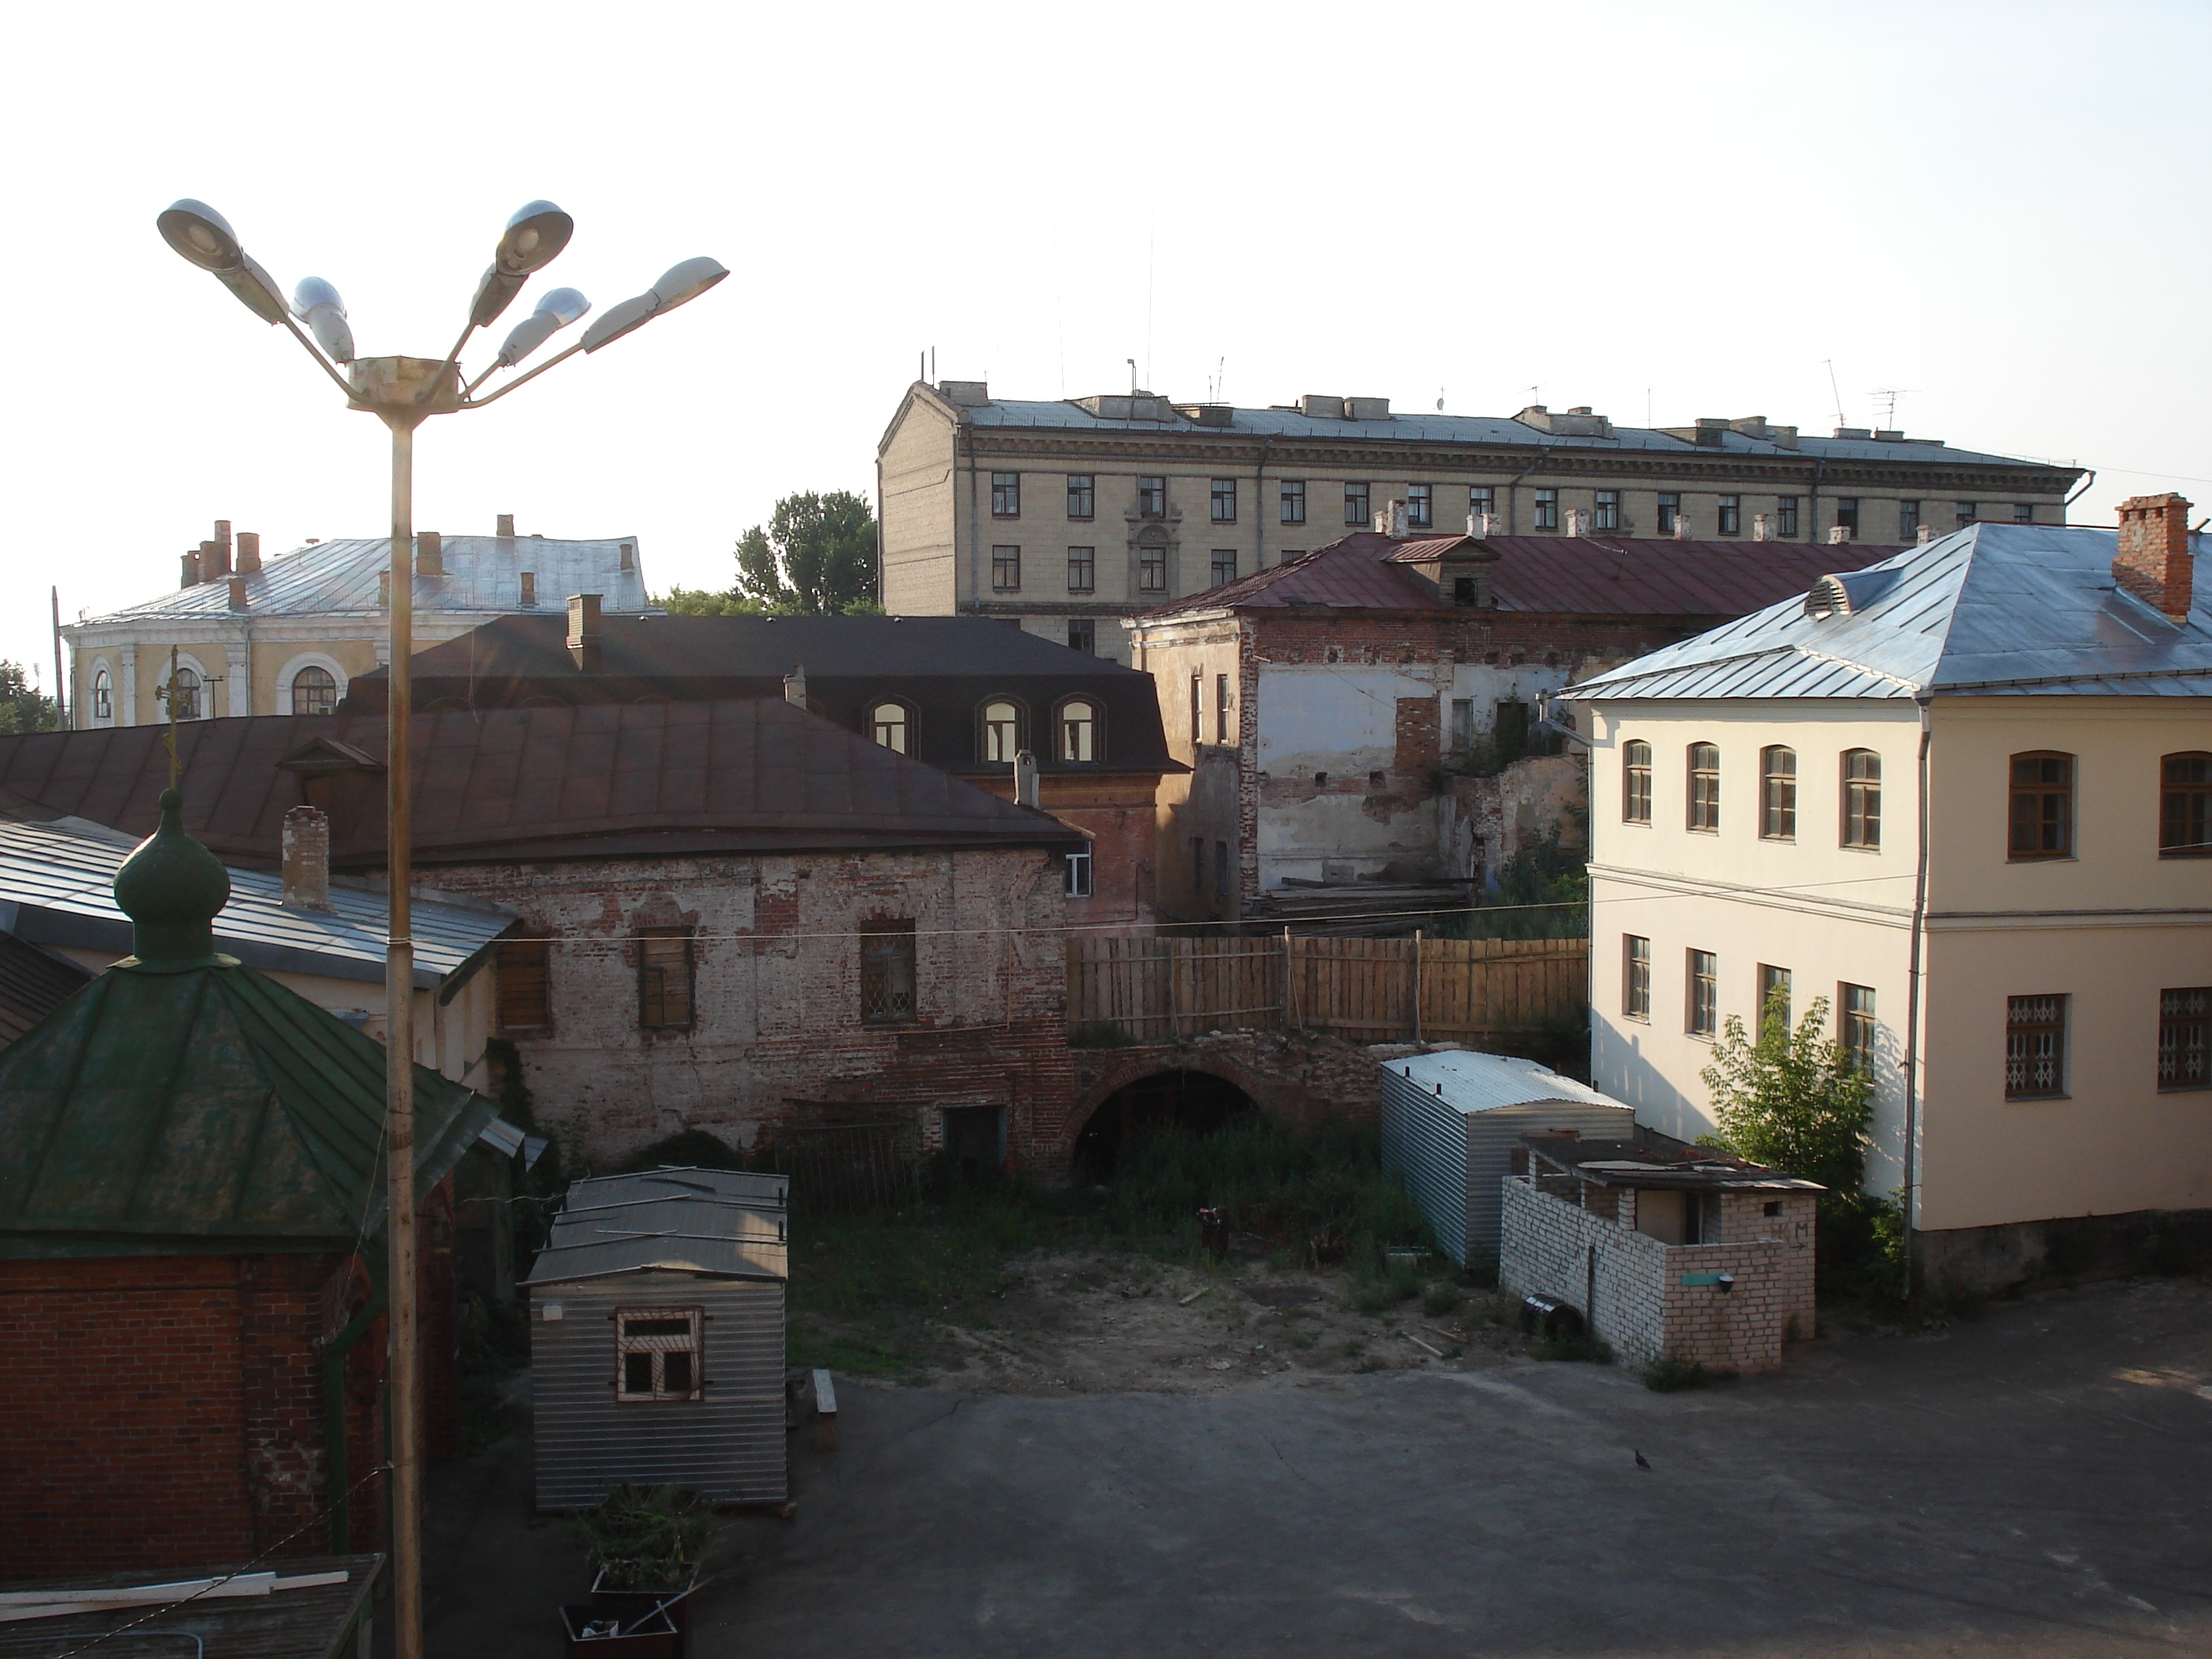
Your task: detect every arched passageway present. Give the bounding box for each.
[1071,1068,1259,1178]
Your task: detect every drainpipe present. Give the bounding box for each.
[322,1257,388,1553]
[1899,691,1933,1294]
[1500,438,1563,535]
[2063,467,2097,525]
[1253,438,1273,571]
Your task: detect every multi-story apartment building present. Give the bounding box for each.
[62,515,650,726]
[1566,498,2210,1289]
[877,380,2083,665]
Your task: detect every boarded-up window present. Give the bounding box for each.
[638,928,694,1030]
[860,920,917,1026]
[497,937,552,1031]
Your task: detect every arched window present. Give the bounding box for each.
[1057,698,1100,763]
[980,699,1021,763]
[1621,739,1652,823]
[1760,745,1796,840]
[91,668,112,721]
[867,700,910,754]
[1686,742,1720,832]
[2162,753,2212,856]
[291,665,338,716]
[167,667,203,721]
[2009,752,2073,860]
[1841,749,1881,848]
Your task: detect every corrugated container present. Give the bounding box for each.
[1380,1053,1635,1263]
[526,1168,790,1510]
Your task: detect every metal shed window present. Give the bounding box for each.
[2009,752,2073,859]
[614,1306,704,1401]
[638,929,694,1031]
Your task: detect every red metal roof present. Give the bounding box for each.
[1137,533,1905,621]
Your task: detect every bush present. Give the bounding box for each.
[1421,1284,1465,1318]
[569,1485,720,1590]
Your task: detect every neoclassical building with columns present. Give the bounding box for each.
[62,515,650,727]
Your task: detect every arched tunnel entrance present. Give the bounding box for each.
[1071,1068,1260,1178]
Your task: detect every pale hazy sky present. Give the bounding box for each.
[5,1,2208,689]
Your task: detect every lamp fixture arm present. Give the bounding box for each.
[280,314,360,400]
[463,338,588,408]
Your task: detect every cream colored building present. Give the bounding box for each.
[1567,500,2210,1287]
[877,380,2083,666]
[62,516,651,727]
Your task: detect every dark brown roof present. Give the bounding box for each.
[1137,533,1906,621]
[1522,1136,1823,1192]
[0,700,1086,870]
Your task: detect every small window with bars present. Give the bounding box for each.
[637,929,694,1031]
[498,937,553,1031]
[2159,987,2209,1090]
[2005,994,2067,1098]
[860,919,917,1025]
[1840,983,1877,1072]
[614,1306,703,1402]
[1623,936,1651,1020]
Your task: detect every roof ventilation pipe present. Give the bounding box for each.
[784,665,808,706]
[566,593,603,672]
[1013,749,1039,808]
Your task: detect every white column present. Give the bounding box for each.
[119,643,139,729]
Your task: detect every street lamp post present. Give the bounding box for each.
[158,198,724,1659]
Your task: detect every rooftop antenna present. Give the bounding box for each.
[1127,357,1137,394]
[1825,359,1848,430]
[1867,386,1916,429]
[1529,384,1540,407]
[1436,386,1445,412]
[1144,225,1155,392]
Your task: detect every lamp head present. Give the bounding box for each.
[493,287,592,369]
[495,200,573,276]
[580,257,727,353]
[157,200,242,271]
[291,276,354,364]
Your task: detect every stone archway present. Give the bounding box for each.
[1070,1066,1262,1177]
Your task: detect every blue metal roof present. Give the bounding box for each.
[0,816,515,990]
[71,534,653,625]
[961,397,2064,471]
[1566,524,2212,702]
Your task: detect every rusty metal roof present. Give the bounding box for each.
[1522,1136,1823,1192]
[1136,533,1904,622]
[0,699,1087,870]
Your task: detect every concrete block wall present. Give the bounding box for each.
[1500,1179,1817,1374]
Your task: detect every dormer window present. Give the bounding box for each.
[980,699,1022,763]
[1057,698,1100,762]
[867,699,910,754]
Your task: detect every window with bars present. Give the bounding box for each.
[1687,950,1719,1038]
[860,920,917,1025]
[2160,987,2210,1090]
[1623,936,1651,1020]
[1057,698,1099,761]
[2005,994,2067,1097]
[1593,489,1619,531]
[980,700,1021,762]
[1210,550,1237,588]
[1622,740,1652,823]
[1067,547,1095,593]
[1756,964,1793,1033]
[1343,482,1370,526]
[636,929,694,1031]
[1657,493,1681,535]
[614,1306,703,1402]
[1760,746,1797,840]
[991,546,1021,591]
[1842,749,1881,848]
[1775,496,1800,537]
[1406,484,1433,529]
[1280,479,1306,525]
[1716,495,1741,535]
[1688,743,1721,832]
[497,937,552,1031]
[1533,489,1558,530]
[1066,474,1095,519]
[1840,983,1877,1072]
[2161,753,2212,856]
[1137,476,1166,518]
[1210,478,1237,523]
[867,700,910,753]
[291,666,338,715]
[2009,752,2073,859]
[991,472,1020,517]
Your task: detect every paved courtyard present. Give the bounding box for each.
[427,1274,2212,1657]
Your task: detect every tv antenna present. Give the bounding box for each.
[1867,386,1916,430]
[1824,360,1848,430]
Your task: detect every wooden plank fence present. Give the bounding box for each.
[1068,934,1588,1045]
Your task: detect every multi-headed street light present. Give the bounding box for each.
[159,196,724,1659]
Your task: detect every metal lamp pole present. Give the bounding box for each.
[156,199,725,1659]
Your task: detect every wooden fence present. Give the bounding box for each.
[1068,934,1589,1045]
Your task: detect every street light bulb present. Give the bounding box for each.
[649,256,730,313]
[493,287,592,368]
[494,200,573,276]
[291,276,354,364]
[157,199,243,271]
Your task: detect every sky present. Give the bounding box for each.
[4,0,2209,692]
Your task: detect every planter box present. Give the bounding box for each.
[589,1569,698,1659]
[562,1604,679,1659]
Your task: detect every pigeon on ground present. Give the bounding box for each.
[1634,1450,1653,1470]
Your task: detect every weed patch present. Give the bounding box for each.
[1643,1356,1729,1391]
[1529,1334,1613,1364]
[1422,1285,1466,1318]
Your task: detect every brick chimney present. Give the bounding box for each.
[236,531,261,574]
[1752,512,1771,542]
[496,513,515,537]
[783,664,808,705]
[280,805,333,911]
[416,530,444,576]
[227,577,248,611]
[180,549,203,588]
[567,593,603,671]
[214,520,233,566]
[2115,493,2195,621]
[1917,524,1936,544]
[200,537,230,578]
[1828,524,1855,545]
[1564,507,1588,537]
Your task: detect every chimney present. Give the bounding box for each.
[280,805,333,911]
[1374,499,1408,537]
[1673,517,1690,541]
[2114,492,2196,621]
[236,531,261,574]
[1917,524,1936,544]
[214,520,233,562]
[1564,507,1588,537]
[1828,524,1855,545]
[1752,512,1772,542]
[377,570,391,607]
[1468,511,1499,539]
[783,664,808,705]
[416,530,444,576]
[201,537,230,578]
[496,513,515,537]
[1013,749,1039,808]
[566,593,603,671]
[180,549,203,589]
[227,576,248,611]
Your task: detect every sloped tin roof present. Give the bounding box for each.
[0,931,92,1048]
[1566,523,2212,701]
[1383,1050,1632,1115]
[526,1167,790,1285]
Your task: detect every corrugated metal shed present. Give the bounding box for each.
[0,816,512,990]
[78,535,652,624]
[526,1168,790,1509]
[1380,1052,1635,1263]
[1566,523,2212,702]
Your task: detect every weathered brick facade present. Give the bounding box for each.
[1500,1177,1817,1374]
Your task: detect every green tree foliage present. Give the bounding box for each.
[734,490,879,615]
[1698,987,1872,1208]
[656,585,763,616]
[0,661,59,734]
[1451,825,1588,940]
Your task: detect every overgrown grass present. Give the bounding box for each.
[457,1291,529,1455]
[1643,1356,1727,1391]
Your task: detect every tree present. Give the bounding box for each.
[657,585,763,617]
[731,490,878,615]
[1698,987,1872,1208]
[0,661,58,734]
